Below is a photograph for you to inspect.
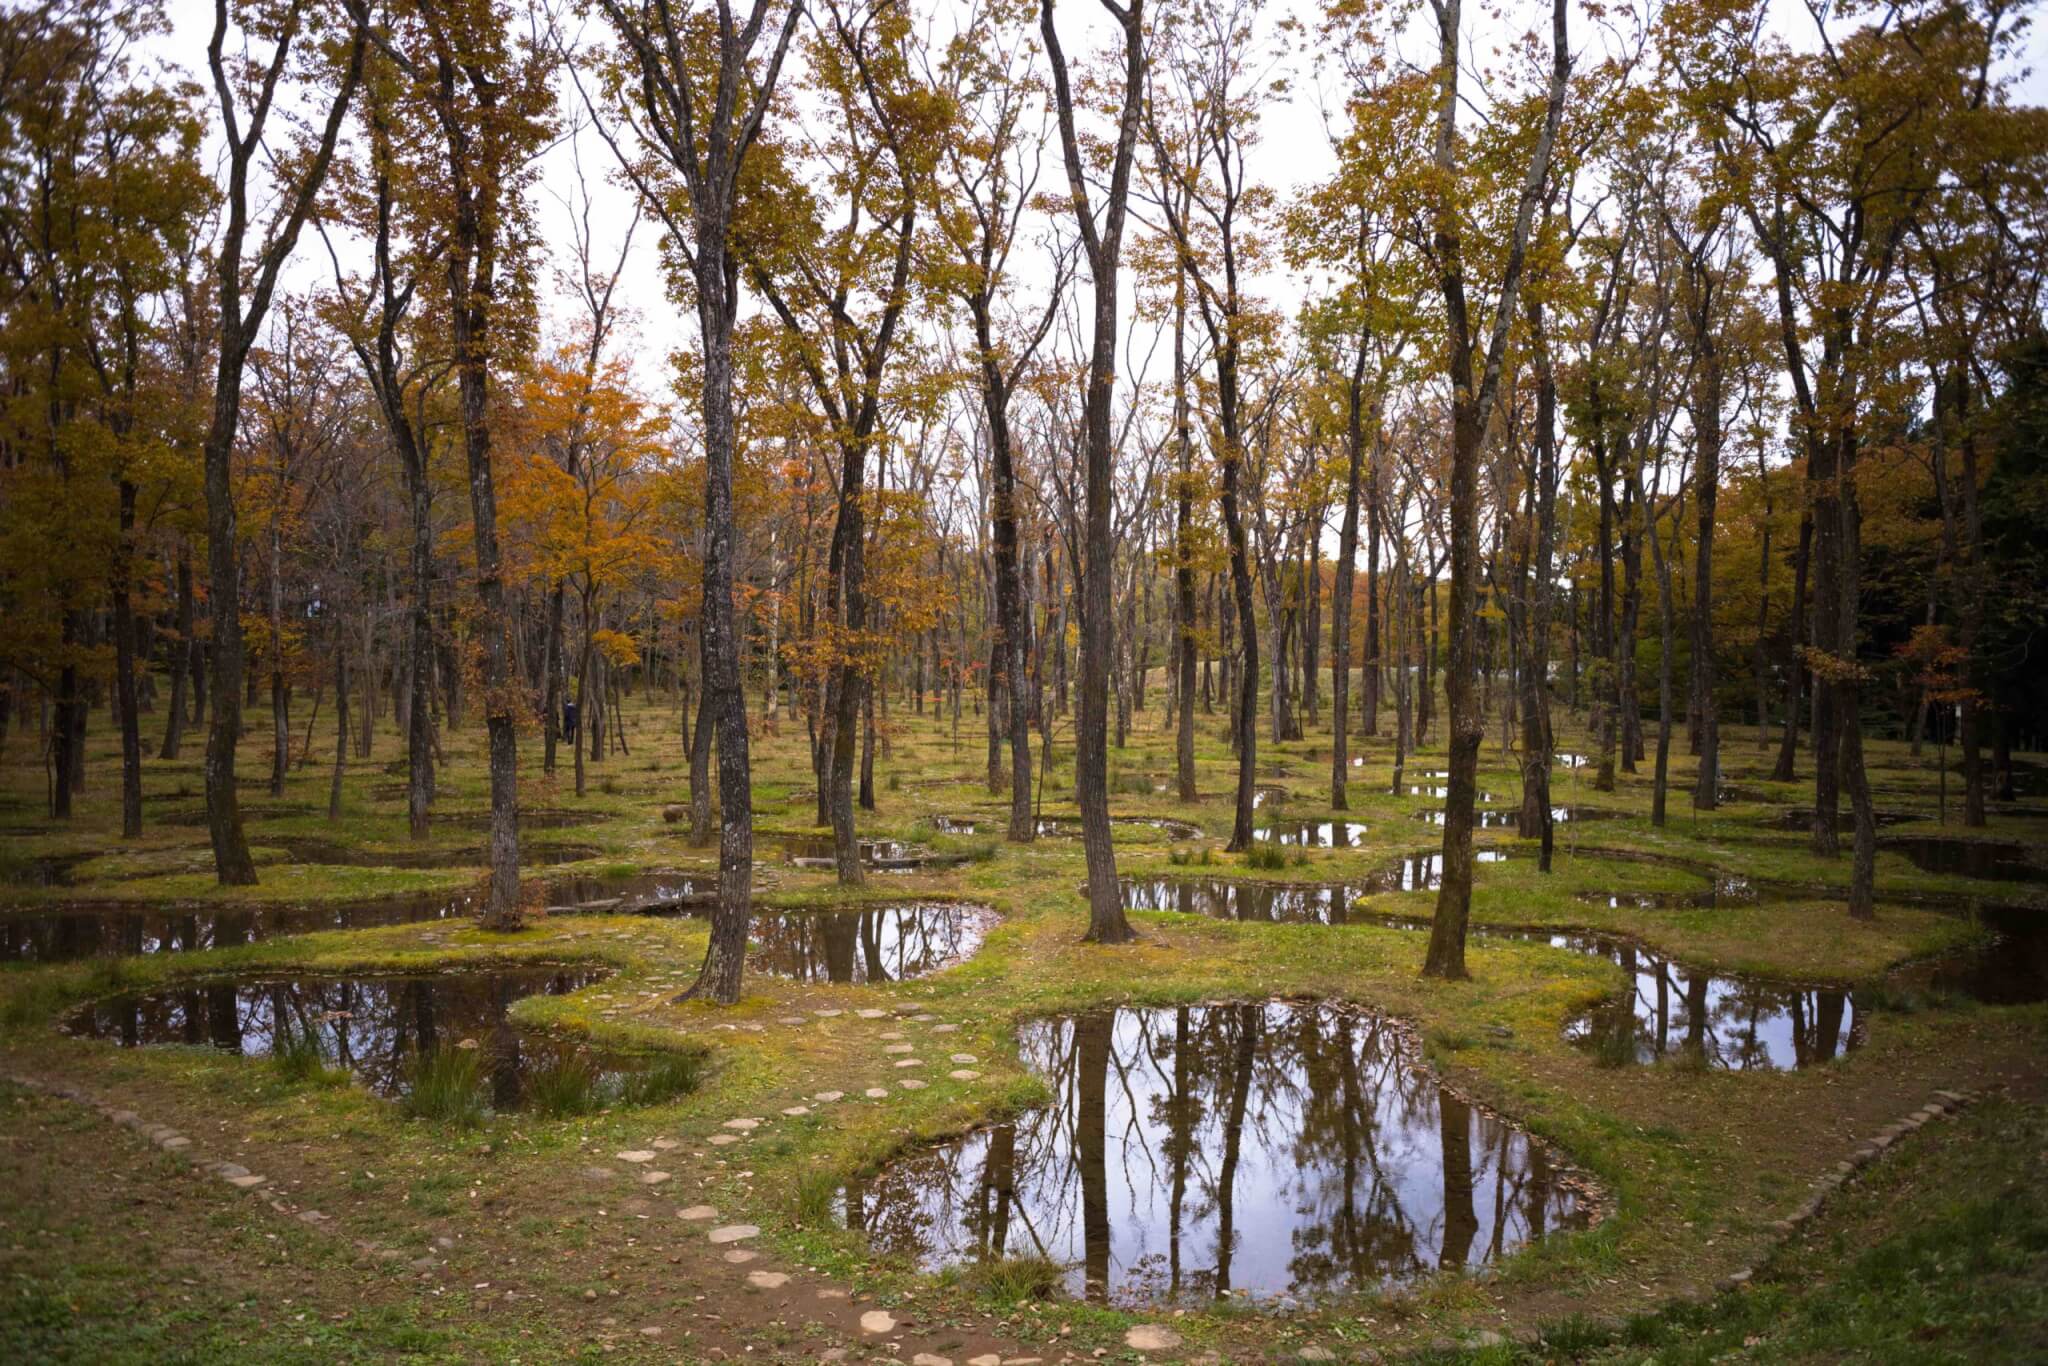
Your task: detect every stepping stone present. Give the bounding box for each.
[865,1087,889,1099]
[857,1008,888,1018]
[722,1249,759,1264]
[899,1079,927,1090]
[969,1357,1002,1366]
[227,1174,268,1189]
[1126,1325,1182,1352]
[651,1138,679,1150]
[781,1106,811,1117]
[950,1054,979,1064]
[814,1091,845,1103]
[912,1355,952,1366]
[893,1058,924,1068]
[780,1016,808,1026]
[159,1135,190,1151]
[709,1134,741,1146]
[860,1310,898,1334]
[639,1171,671,1186]
[950,1070,982,1082]
[880,1031,906,1040]
[746,1270,790,1289]
[814,1009,843,1018]
[930,1024,960,1033]
[213,1162,251,1181]
[616,1150,656,1163]
[677,1205,719,1221]
[707,1224,760,1245]
[911,1014,938,1023]
[816,1288,849,1301]
[885,1043,916,1055]
[722,1118,762,1132]
[1299,1349,1336,1362]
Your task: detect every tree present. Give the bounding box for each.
[197,0,368,885]
[591,0,802,1001]
[1040,0,1143,942]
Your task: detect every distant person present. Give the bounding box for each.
[563,699,578,740]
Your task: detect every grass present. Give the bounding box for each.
[0,675,2043,1360]
[270,1032,349,1087]
[523,1050,604,1117]
[401,1046,486,1126]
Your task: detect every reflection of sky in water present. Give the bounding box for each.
[1252,821,1373,848]
[0,893,476,964]
[66,969,605,1095]
[1556,935,1861,1070]
[741,903,995,983]
[845,1002,1585,1305]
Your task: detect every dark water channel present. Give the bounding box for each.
[1412,806,1612,828]
[842,1000,1591,1305]
[64,967,629,1109]
[1886,838,2048,884]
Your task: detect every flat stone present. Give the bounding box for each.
[968,1357,1002,1366]
[950,1070,982,1082]
[616,1150,656,1163]
[950,1054,979,1064]
[1126,1325,1181,1352]
[816,1288,849,1301]
[865,1087,890,1099]
[707,1224,760,1245]
[159,1135,190,1151]
[227,1174,268,1189]
[651,1138,679,1150]
[884,1043,915,1055]
[709,1134,741,1146]
[779,1016,808,1026]
[722,1249,759,1264]
[722,1118,762,1132]
[814,1091,845,1103]
[898,1078,927,1090]
[1299,1350,1337,1362]
[860,1310,898,1334]
[813,1009,843,1018]
[893,1058,924,1068]
[912,1355,952,1366]
[857,1008,888,1019]
[677,1205,718,1221]
[781,1106,811,1117]
[879,1031,906,1040]
[930,1023,960,1033]
[639,1171,671,1186]
[212,1162,251,1181]
[746,1270,790,1289]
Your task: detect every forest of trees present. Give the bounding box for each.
[2,0,2044,999]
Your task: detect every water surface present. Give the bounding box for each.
[843,1001,1589,1304]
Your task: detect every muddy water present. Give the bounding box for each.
[740,902,997,983]
[842,1001,1591,1305]
[64,967,621,1107]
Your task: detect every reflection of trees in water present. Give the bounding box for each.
[1569,935,1860,1070]
[847,1002,1584,1304]
[1118,879,1361,925]
[72,970,599,1094]
[745,904,991,983]
[0,893,467,964]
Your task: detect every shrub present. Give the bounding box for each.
[402,1046,486,1126]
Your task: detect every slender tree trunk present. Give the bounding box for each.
[329,648,348,821]
[113,481,142,838]
[161,549,194,761]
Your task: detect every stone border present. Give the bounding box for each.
[1718,1086,1980,1292]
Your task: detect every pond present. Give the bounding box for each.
[1558,934,1861,1070]
[61,967,657,1111]
[1400,785,1500,802]
[1034,816,1207,842]
[1574,876,1781,911]
[1252,820,1373,848]
[778,835,932,870]
[1357,849,1512,891]
[738,902,997,983]
[0,889,479,964]
[840,1001,1592,1305]
[1411,806,1612,828]
[1886,838,2048,884]
[1118,877,1398,925]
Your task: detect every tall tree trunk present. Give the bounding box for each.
[1331,338,1368,808]
[1690,313,1721,810]
[161,548,194,761]
[113,481,142,838]
[329,647,349,821]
